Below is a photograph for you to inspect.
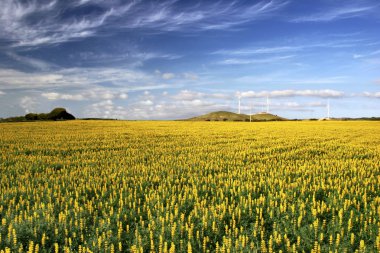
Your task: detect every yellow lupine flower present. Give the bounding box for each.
[0,121,379,252]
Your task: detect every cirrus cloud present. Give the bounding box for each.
[0,0,289,48]
[292,4,377,22]
[238,89,345,98]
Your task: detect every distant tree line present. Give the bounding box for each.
[1,108,75,122]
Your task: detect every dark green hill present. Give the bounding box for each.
[47,108,75,120]
[1,108,75,122]
[187,111,286,121]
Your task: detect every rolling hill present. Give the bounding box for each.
[186,111,287,121]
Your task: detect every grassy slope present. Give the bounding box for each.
[187,111,286,121]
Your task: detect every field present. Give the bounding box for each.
[0,121,379,253]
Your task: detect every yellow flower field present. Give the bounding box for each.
[0,120,379,252]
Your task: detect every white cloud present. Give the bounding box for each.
[82,89,233,120]
[363,91,380,98]
[172,90,235,101]
[60,94,85,100]
[42,92,60,100]
[140,100,154,106]
[99,91,115,100]
[41,89,129,101]
[292,5,376,22]
[238,89,344,98]
[183,72,199,80]
[85,100,118,118]
[210,93,233,100]
[20,96,37,113]
[307,101,326,107]
[0,90,5,95]
[122,101,230,120]
[181,99,214,107]
[119,93,128,99]
[173,90,205,101]
[73,89,352,120]
[42,92,85,101]
[162,73,175,80]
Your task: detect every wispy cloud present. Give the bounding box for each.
[283,77,348,85]
[0,0,288,48]
[237,75,348,85]
[353,49,380,59]
[212,46,301,55]
[212,38,369,57]
[0,0,124,47]
[0,69,64,89]
[217,55,294,65]
[182,72,199,81]
[292,4,377,22]
[162,73,175,80]
[238,89,345,98]
[6,52,56,71]
[172,90,205,101]
[363,91,380,98]
[42,92,85,101]
[172,90,233,101]
[0,67,159,90]
[75,50,181,66]
[41,89,129,101]
[124,0,288,32]
[0,90,5,95]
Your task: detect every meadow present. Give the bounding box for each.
[0,120,379,252]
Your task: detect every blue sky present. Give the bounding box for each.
[0,0,379,119]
